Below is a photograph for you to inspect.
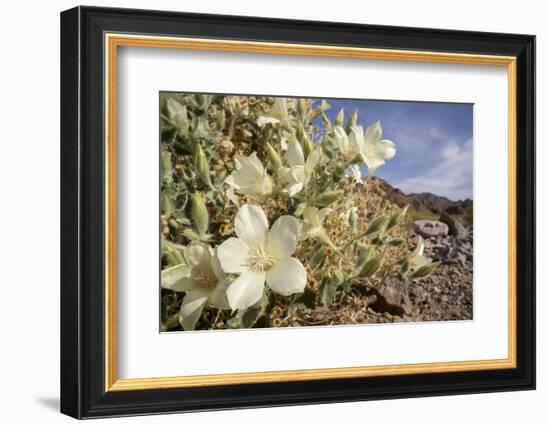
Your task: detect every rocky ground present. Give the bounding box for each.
[359,214,474,324]
[288,205,474,327]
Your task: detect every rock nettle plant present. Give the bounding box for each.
[160,93,440,331]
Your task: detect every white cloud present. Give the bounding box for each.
[395,137,473,201]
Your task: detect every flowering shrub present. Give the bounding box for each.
[160,94,440,331]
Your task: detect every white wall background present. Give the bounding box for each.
[0,0,545,423]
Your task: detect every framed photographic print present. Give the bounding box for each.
[60,6,536,419]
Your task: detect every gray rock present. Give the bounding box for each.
[409,285,428,304]
[368,277,412,316]
[439,211,467,238]
[413,220,449,238]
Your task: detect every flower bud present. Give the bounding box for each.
[194,146,213,189]
[191,192,209,237]
[161,193,173,217]
[335,109,344,127]
[322,141,335,159]
[297,98,307,121]
[388,238,405,247]
[359,255,383,278]
[314,190,343,207]
[265,142,283,170]
[294,202,306,217]
[365,215,389,236]
[410,261,441,279]
[334,163,346,178]
[345,109,358,132]
[348,208,358,233]
[160,151,172,183]
[217,109,226,130]
[303,135,314,158]
[387,205,409,230]
[351,152,365,165]
[297,123,312,154]
[322,113,332,131]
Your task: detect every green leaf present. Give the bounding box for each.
[288,288,317,315]
[359,255,383,278]
[387,205,409,230]
[320,273,344,307]
[310,247,326,270]
[410,261,441,279]
[227,296,268,329]
[387,238,405,247]
[356,245,375,267]
[314,190,343,207]
[160,151,172,184]
[365,215,389,236]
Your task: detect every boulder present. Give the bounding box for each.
[413,220,449,238]
[439,211,466,238]
[368,277,412,316]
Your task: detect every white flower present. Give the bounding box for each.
[225,152,273,200]
[333,123,396,173]
[217,204,307,311]
[407,236,431,270]
[257,98,289,127]
[333,125,357,161]
[346,164,363,184]
[161,242,230,331]
[299,207,331,241]
[278,139,321,197]
[349,122,396,173]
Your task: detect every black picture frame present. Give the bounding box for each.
[60,5,535,419]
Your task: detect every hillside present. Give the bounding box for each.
[371,177,473,221]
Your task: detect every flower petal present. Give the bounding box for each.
[290,166,306,186]
[160,263,192,292]
[235,204,269,249]
[377,139,396,160]
[349,125,365,151]
[271,98,289,121]
[318,207,332,222]
[183,242,212,270]
[266,257,307,296]
[286,140,305,167]
[226,271,265,311]
[217,237,250,274]
[365,121,382,144]
[208,278,231,310]
[268,215,299,257]
[365,156,385,174]
[305,148,321,173]
[286,181,304,198]
[179,291,208,331]
[333,126,349,152]
[244,152,266,175]
[210,250,227,280]
[303,206,320,226]
[257,116,280,127]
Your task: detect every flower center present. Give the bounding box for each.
[246,247,276,272]
[192,270,217,290]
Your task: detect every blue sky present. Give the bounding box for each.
[314,98,473,201]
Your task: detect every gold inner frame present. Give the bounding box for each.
[104,33,517,392]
